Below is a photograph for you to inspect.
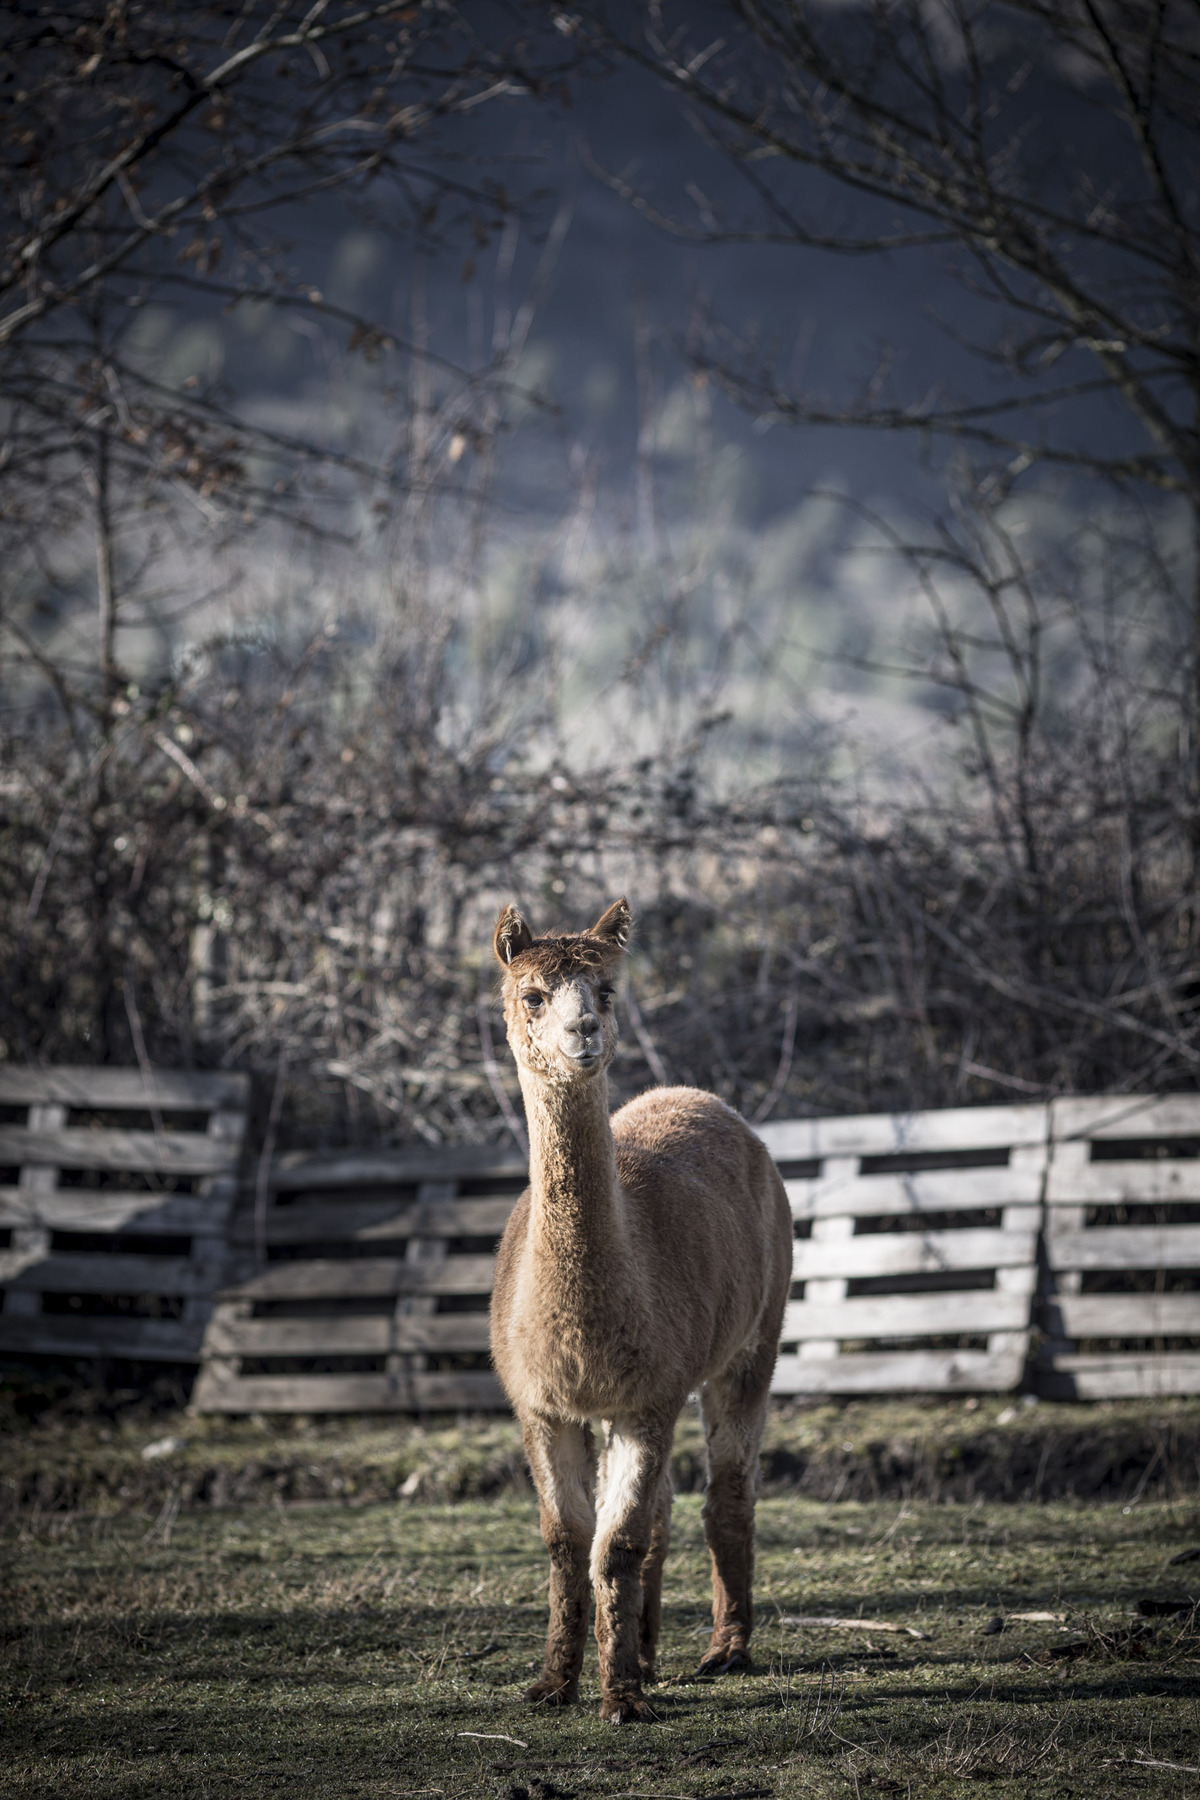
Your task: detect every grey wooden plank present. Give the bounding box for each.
[415,1371,505,1410]
[271,1144,528,1192]
[0,1125,239,1175]
[228,1195,515,1246]
[0,1190,234,1232]
[1052,1095,1200,1143]
[5,1251,222,1294]
[793,1227,1037,1282]
[1044,1224,1200,1270]
[222,1253,497,1302]
[0,1313,205,1360]
[1041,1353,1200,1398]
[191,1369,507,1414]
[206,1316,390,1354]
[0,1067,249,1109]
[1046,1161,1200,1203]
[193,1371,399,1411]
[785,1167,1044,1221]
[759,1103,1051,1163]
[203,1314,493,1356]
[393,1317,491,1353]
[782,1288,1032,1341]
[771,1345,1025,1394]
[1056,1294,1200,1337]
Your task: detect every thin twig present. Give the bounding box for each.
[254,1040,290,1269]
[476,973,528,1157]
[752,984,800,1122]
[625,981,671,1085]
[122,971,166,1141]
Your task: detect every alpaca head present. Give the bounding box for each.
[493,898,632,1082]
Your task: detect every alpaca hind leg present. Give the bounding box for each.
[591,1419,671,1722]
[637,1463,673,1683]
[696,1340,774,1676]
[523,1416,597,1705]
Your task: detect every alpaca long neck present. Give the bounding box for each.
[518,1067,629,1282]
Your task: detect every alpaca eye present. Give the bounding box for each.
[522,991,544,1010]
[597,988,614,1007]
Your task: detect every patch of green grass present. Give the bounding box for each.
[4,1491,1200,1798]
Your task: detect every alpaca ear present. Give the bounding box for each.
[494,904,534,966]
[591,897,633,949]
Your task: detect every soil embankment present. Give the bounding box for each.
[3,1392,1198,1516]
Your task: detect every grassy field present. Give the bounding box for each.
[5,1484,1200,1799]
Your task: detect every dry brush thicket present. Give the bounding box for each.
[3,528,1199,1154]
[3,2,1200,1149]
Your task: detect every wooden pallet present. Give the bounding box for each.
[1040,1095,1200,1398]
[758,1105,1050,1394]
[0,1066,249,1363]
[191,1145,528,1413]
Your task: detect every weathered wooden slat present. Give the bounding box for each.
[1046,1161,1200,1203]
[760,1103,1050,1164]
[271,1145,528,1192]
[0,1313,206,1359]
[781,1288,1032,1341]
[203,1314,493,1356]
[793,1227,1036,1282]
[1040,1353,1200,1399]
[4,1251,221,1294]
[0,1189,225,1233]
[222,1253,497,1302]
[229,1195,516,1246]
[1056,1294,1200,1337]
[0,1125,238,1175]
[771,1345,1025,1394]
[785,1167,1043,1220]
[0,1066,249,1110]
[190,1369,506,1413]
[1044,1224,1200,1269]
[1051,1095,1200,1143]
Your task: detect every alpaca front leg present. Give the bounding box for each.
[591,1422,669,1722]
[523,1417,596,1705]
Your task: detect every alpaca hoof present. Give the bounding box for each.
[601,1693,658,1724]
[695,1645,752,1678]
[524,1676,577,1706]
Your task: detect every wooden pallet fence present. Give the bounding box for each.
[758,1105,1050,1395]
[1040,1095,1200,1399]
[0,1066,250,1363]
[191,1144,529,1413]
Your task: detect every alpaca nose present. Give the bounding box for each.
[563,1011,601,1058]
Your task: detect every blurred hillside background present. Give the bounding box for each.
[3,0,1199,1150]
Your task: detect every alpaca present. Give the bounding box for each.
[488,898,793,1723]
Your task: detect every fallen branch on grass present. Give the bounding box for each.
[1104,1758,1200,1775]
[778,1615,929,1640]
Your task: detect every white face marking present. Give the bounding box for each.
[511,968,618,1078]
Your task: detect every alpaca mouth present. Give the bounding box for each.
[564,1046,602,1069]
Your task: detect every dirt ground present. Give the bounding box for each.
[4,1414,1200,1798]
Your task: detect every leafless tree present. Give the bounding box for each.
[0,2,580,1068]
[531,0,1200,1101]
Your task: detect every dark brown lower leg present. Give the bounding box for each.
[696,1349,773,1675]
[524,1418,596,1705]
[527,1534,591,1704]
[638,1468,672,1681]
